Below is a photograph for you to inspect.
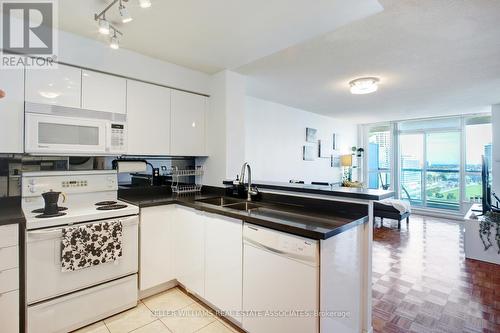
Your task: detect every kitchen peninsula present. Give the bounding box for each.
[221,179,395,333]
[118,183,387,333]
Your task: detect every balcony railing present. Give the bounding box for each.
[401,168,460,211]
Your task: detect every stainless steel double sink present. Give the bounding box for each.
[196,196,262,212]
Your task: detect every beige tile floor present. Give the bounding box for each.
[73,287,243,333]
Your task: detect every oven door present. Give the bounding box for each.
[25,113,107,155]
[26,215,138,304]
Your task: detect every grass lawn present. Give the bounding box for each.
[437,184,482,200]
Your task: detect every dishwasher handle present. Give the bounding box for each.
[243,224,319,266]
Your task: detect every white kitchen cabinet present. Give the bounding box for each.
[127,80,171,155]
[171,90,207,156]
[0,68,24,153]
[0,290,19,333]
[0,224,19,333]
[205,213,243,323]
[25,63,81,108]
[173,206,205,297]
[139,205,175,291]
[82,70,126,114]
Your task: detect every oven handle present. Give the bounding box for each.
[28,215,138,237]
[28,229,62,235]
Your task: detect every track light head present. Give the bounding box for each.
[119,4,133,23]
[110,33,120,50]
[139,0,152,8]
[98,18,110,35]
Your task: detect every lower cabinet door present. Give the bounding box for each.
[173,207,205,297]
[140,206,175,290]
[0,289,19,333]
[0,268,19,294]
[204,213,243,323]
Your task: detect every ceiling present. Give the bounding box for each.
[237,0,500,123]
[58,0,382,74]
[58,0,500,123]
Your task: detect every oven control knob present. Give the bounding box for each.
[29,186,37,193]
[29,179,35,185]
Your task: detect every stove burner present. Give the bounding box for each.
[35,212,67,218]
[95,201,118,206]
[32,207,68,214]
[96,204,127,211]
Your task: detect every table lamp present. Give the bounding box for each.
[341,154,353,181]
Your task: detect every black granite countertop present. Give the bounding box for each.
[223,180,394,201]
[0,197,25,226]
[119,186,368,240]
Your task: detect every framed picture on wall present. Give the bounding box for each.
[306,128,317,143]
[303,145,315,161]
[318,139,332,158]
[332,133,338,150]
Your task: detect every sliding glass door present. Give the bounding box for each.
[425,132,460,210]
[364,115,492,213]
[399,130,461,211]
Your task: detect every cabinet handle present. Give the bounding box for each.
[247,226,259,231]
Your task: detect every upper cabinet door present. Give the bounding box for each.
[171,90,207,156]
[126,80,171,155]
[25,64,81,108]
[82,70,126,114]
[0,68,24,153]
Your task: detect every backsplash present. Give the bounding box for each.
[116,156,196,187]
[0,155,195,197]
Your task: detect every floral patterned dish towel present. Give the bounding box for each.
[61,221,123,272]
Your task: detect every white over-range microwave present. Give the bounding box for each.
[25,102,127,156]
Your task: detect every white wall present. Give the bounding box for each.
[201,71,246,186]
[245,97,357,184]
[224,72,247,179]
[492,104,500,194]
[57,30,210,95]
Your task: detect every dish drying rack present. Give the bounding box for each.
[170,166,204,194]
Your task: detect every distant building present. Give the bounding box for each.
[484,143,492,168]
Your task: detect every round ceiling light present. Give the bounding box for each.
[349,77,380,95]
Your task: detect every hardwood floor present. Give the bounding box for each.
[372,215,500,333]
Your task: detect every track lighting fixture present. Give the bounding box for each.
[94,0,152,48]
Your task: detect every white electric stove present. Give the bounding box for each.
[21,170,140,333]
